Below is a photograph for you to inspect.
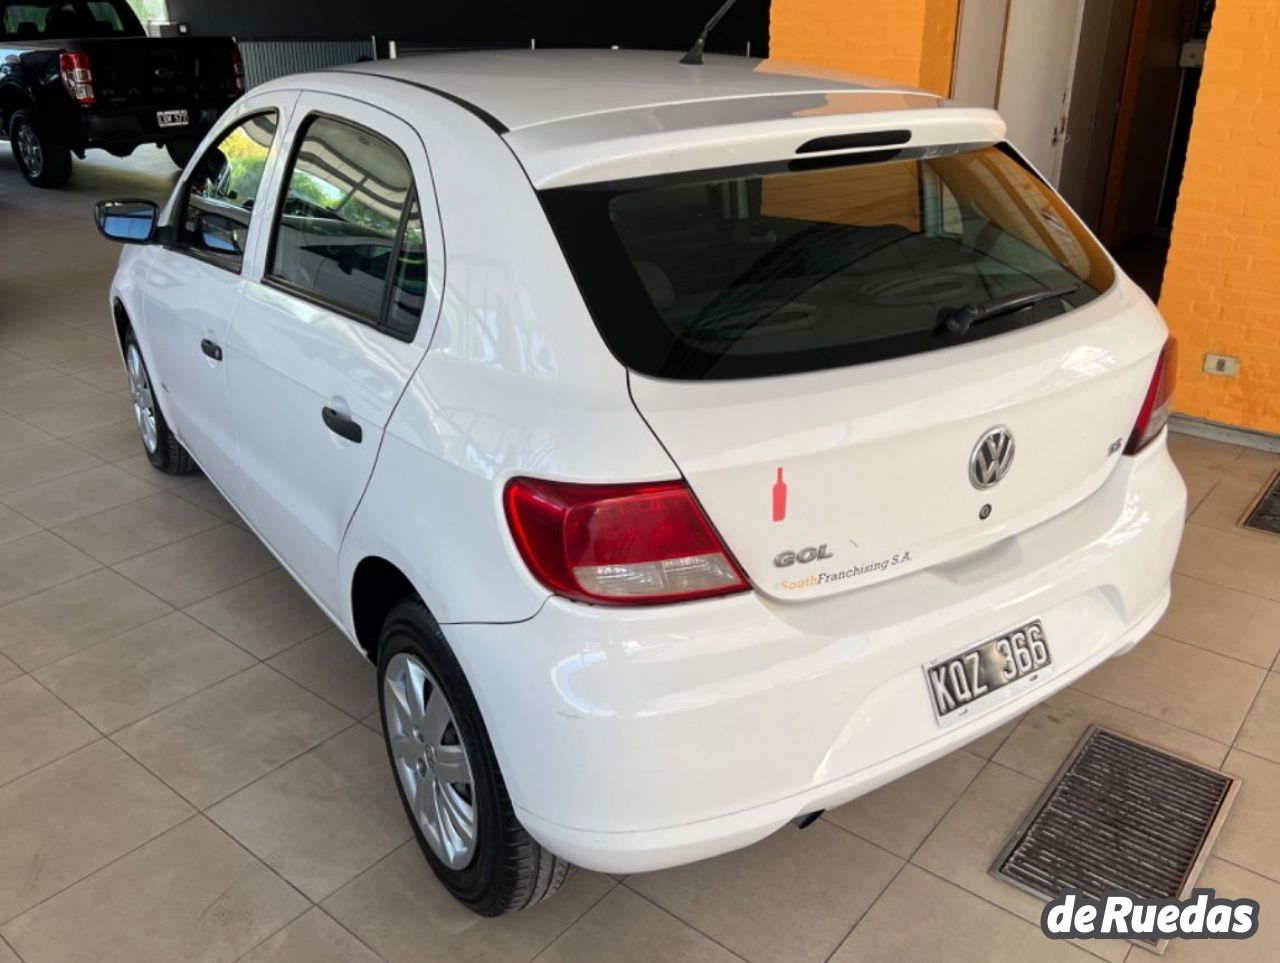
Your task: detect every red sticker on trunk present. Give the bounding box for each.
[772,468,787,522]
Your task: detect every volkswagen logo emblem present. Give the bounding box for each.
[969,426,1015,489]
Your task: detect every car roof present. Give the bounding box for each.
[326,49,1006,188]
[340,48,928,132]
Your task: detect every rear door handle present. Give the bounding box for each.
[200,338,223,361]
[322,406,362,443]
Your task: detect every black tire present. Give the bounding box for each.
[377,599,572,916]
[123,328,197,475]
[165,137,199,169]
[9,109,72,188]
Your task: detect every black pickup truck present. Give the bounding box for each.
[0,0,243,187]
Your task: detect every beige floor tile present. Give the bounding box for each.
[912,763,1127,962]
[1167,434,1245,475]
[1071,634,1265,744]
[824,750,984,858]
[1160,858,1279,962]
[1,463,162,527]
[0,358,65,393]
[239,908,383,963]
[0,531,99,607]
[0,413,51,453]
[34,611,256,732]
[0,936,18,963]
[1235,672,1280,765]
[994,687,1229,784]
[1188,475,1280,541]
[0,504,38,547]
[186,570,332,660]
[20,391,134,437]
[268,629,377,719]
[113,524,277,607]
[208,725,409,900]
[1180,467,1221,518]
[0,740,191,924]
[63,420,144,463]
[964,716,1024,759]
[324,842,614,963]
[170,475,245,523]
[0,439,101,495]
[54,491,224,564]
[0,374,100,415]
[829,864,1094,963]
[65,359,130,394]
[1,817,308,963]
[0,676,97,786]
[1176,524,1280,601]
[0,652,18,685]
[629,819,902,963]
[541,886,735,963]
[1227,446,1280,485]
[115,663,352,808]
[0,568,171,670]
[1212,749,1280,883]
[1156,573,1280,668]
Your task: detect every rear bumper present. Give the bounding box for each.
[80,105,227,148]
[447,436,1186,873]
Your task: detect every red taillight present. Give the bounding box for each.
[1125,337,1177,455]
[59,51,95,106]
[504,478,749,605]
[230,44,245,94]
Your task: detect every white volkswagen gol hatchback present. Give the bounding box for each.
[95,50,1185,915]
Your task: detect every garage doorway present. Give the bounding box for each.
[951,0,1215,300]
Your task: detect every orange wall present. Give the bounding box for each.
[770,0,960,94]
[1158,0,1280,433]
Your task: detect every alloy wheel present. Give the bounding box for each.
[16,123,43,178]
[126,343,158,454]
[383,651,478,870]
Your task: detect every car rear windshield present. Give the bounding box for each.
[1,0,142,39]
[540,144,1115,380]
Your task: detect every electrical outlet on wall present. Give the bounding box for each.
[1203,354,1240,377]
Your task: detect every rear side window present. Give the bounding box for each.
[178,111,278,272]
[541,144,1115,380]
[268,115,424,339]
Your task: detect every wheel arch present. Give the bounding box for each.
[0,83,33,133]
[350,555,422,661]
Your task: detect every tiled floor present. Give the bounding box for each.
[2,146,1280,963]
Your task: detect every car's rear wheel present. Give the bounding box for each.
[377,599,572,916]
[123,329,196,475]
[9,109,72,188]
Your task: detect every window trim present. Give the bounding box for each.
[167,108,281,277]
[263,111,423,344]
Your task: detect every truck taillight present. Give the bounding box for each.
[230,44,245,94]
[1125,337,1177,455]
[504,478,749,605]
[59,51,95,106]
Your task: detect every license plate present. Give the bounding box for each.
[156,109,189,129]
[924,619,1052,724]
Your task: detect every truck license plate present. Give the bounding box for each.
[924,619,1052,724]
[157,109,189,128]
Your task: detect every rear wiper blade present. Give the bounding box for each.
[938,283,1079,335]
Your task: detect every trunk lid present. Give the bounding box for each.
[74,37,239,107]
[630,286,1165,601]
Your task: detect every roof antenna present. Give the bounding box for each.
[679,0,740,65]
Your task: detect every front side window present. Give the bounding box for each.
[541,144,1115,380]
[268,115,423,336]
[178,111,278,271]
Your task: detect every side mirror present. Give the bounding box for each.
[94,199,159,244]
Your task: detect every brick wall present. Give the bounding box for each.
[1158,0,1280,433]
[769,0,959,94]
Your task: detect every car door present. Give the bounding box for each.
[141,101,290,505]
[225,93,443,609]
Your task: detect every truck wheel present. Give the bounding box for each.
[377,599,573,916]
[166,138,199,169]
[9,110,72,188]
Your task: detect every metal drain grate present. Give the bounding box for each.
[1242,471,1280,534]
[992,727,1237,948]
